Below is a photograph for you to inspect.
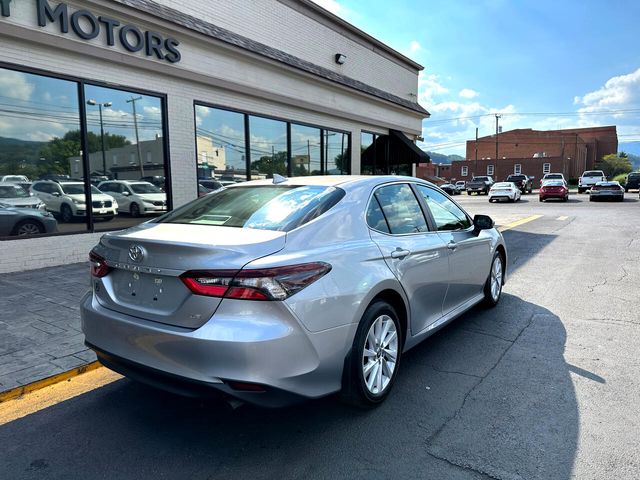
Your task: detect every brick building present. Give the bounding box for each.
[446,126,618,182]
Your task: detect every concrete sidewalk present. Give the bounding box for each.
[0,263,95,395]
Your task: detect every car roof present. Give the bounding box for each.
[226,175,436,189]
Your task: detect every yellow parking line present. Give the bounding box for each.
[556,216,569,221]
[497,214,543,232]
[0,366,121,426]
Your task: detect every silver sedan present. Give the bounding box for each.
[81,176,507,407]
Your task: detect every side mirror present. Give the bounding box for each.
[473,214,494,234]
[52,191,60,197]
[122,191,130,196]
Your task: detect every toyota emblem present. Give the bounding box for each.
[128,245,145,263]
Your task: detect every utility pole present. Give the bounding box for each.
[126,96,144,178]
[474,127,478,176]
[495,114,502,162]
[86,100,112,176]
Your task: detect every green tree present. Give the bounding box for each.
[251,151,287,177]
[597,153,633,178]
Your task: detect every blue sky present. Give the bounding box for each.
[313,0,640,156]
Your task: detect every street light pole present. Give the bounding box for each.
[495,114,502,162]
[126,96,144,178]
[87,99,112,176]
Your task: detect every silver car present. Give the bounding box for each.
[81,176,507,407]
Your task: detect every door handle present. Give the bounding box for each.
[390,248,411,259]
[446,241,457,251]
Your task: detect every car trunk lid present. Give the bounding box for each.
[93,223,286,329]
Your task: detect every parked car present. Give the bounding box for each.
[0,174,30,183]
[82,176,507,408]
[0,201,58,237]
[98,180,167,217]
[539,180,569,202]
[578,170,606,193]
[454,180,466,193]
[30,181,118,222]
[540,173,567,188]
[439,183,457,195]
[140,176,166,192]
[198,179,224,191]
[0,182,45,210]
[623,172,640,192]
[505,174,533,193]
[466,176,494,195]
[488,182,521,203]
[589,181,624,202]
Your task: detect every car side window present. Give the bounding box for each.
[416,185,472,231]
[100,183,112,192]
[371,184,428,234]
[366,196,390,233]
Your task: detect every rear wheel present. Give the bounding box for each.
[483,252,504,307]
[341,301,401,408]
[13,220,44,236]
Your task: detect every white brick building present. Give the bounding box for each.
[0,0,428,272]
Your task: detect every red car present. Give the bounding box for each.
[539,180,568,202]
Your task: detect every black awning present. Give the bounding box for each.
[389,130,430,163]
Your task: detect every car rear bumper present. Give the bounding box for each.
[80,292,354,407]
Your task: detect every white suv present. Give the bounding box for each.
[31,181,117,222]
[97,180,167,217]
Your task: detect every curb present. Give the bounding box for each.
[0,361,102,403]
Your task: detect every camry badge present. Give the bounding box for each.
[128,245,145,263]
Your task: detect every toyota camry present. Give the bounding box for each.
[81,176,507,408]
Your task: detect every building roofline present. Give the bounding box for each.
[284,0,424,72]
[114,0,429,116]
[472,126,618,141]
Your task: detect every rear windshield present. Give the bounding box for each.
[507,175,525,180]
[545,174,563,179]
[543,181,565,187]
[583,171,604,177]
[159,185,345,231]
[472,177,489,181]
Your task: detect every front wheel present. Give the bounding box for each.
[60,204,73,223]
[13,220,44,236]
[341,301,401,408]
[130,203,141,218]
[483,252,504,307]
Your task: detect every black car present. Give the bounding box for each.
[624,172,640,192]
[505,174,533,193]
[439,183,458,195]
[198,179,224,191]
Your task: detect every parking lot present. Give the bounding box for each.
[1,190,638,480]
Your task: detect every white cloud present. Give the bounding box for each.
[409,40,421,53]
[0,71,34,101]
[574,67,640,112]
[418,73,449,106]
[310,0,344,16]
[143,106,161,116]
[459,88,478,99]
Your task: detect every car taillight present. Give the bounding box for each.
[180,262,332,301]
[89,250,112,278]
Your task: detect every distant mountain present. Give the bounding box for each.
[626,153,640,170]
[426,151,464,164]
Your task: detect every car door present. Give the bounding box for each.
[415,185,492,314]
[367,183,450,335]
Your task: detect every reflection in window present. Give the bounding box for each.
[291,124,321,176]
[0,67,85,238]
[416,185,471,231]
[325,130,350,174]
[195,106,246,183]
[361,132,375,175]
[249,116,287,180]
[374,184,428,234]
[84,84,167,231]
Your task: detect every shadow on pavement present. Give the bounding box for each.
[501,229,557,276]
[0,294,578,480]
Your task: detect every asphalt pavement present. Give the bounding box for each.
[0,191,638,479]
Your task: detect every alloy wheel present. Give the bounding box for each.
[490,255,503,302]
[361,314,398,395]
[16,222,42,236]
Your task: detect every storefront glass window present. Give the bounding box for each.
[249,116,287,180]
[84,84,167,231]
[195,106,247,185]
[324,130,350,174]
[0,67,86,238]
[291,124,321,176]
[361,132,375,175]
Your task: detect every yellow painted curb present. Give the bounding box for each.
[0,361,102,403]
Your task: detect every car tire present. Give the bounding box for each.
[467,191,472,195]
[130,203,141,218]
[60,204,73,223]
[341,301,402,408]
[13,220,45,236]
[578,188,584,194]
[483,251,504,308]
[539,197,544,202]
[624,188,629,193]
